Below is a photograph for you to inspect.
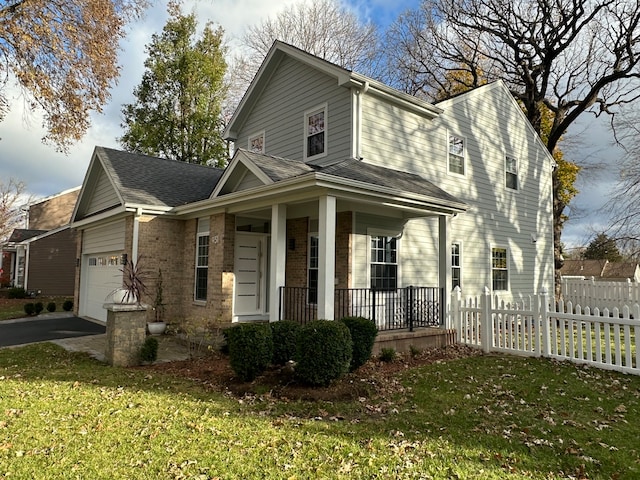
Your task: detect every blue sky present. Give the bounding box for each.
[0,0,619,250]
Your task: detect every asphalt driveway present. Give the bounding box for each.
[0,314,106,347]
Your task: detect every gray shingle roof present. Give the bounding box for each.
[97,147,223,207]
[320,158,463,204]
[241,150,463,206]
[242,150,315,181]
[7,229,47,243]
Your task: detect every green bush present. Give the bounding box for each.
[226,323,273,382]
[379,347,397,363]
[8,287,27,299]
[340,316,378,371]
[34,302,44,315]
[46,302,56,312]
[62,299,73,312]
[270,320,301,365]
[294,320,352,386]
[23,303,35,316]
[140,337,159,362]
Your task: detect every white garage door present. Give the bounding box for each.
[82,254,122,322]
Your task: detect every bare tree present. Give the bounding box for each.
[235,0,381,87]
[0,0,147,151]
[385,0,640,295]
[0,178,26,242]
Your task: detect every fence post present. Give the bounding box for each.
[481,286,492,353]
[371,288,376,327]
[539,287,550,357]
[451,286,461,334]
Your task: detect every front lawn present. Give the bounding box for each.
[1,343,639,479]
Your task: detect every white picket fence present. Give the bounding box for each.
[561,277,640,312]
[452,287,640,375]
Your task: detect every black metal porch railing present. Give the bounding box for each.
[278,286,443,331]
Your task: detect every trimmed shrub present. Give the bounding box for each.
[140,337,159,362]
[62,300,73,312]
[34,302,44,315]
[340,316,378,371]
[270,320,301,365]
[46,302,56,313]
[8,287,27,299]
[226,323,273,382]
[379,347,397,363]
[23,303,35,316]
[294,320,352,386]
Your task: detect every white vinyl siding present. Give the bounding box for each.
[360,82,554,295]
[234,56,352,164]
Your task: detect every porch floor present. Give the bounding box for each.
[372,327,456,356]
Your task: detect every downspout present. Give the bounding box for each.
[132,207,142,261]
[353,81,369,160]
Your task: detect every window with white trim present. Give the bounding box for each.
[370,236,398,290]
[304,105,327,160]
[308,234,318,304]
[248,131,265,153]
[491,247,508,291]
[452,243,461,290]
[448,134,465,175]
[195,218,210,301]
[506,155,518,190]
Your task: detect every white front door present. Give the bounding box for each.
[234,233,268,317]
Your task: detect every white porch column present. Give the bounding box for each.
[438,215,451,325]
[318,195,336,320]
[269,203,287,322]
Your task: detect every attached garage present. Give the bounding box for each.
[79,221,126,322]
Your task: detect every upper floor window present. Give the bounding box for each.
[448,134,465,175]
[491,247,508,291]
[248,131,265,153]
[371,235,398,291]
[195,218,210,302]
[304,104,327,160]
[452,242,461,290]
[506,155,518,190]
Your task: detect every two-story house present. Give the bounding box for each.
[70,41,554,330]
[2,187,80,295]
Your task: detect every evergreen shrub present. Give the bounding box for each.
[226,323,273,382]
[294,320,352,386]
[270,320,301,365]
[340,316,378,371]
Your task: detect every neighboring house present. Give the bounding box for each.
[70,41,555,326]
[560,259,640,282]
[1,187,80,295]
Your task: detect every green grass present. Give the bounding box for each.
[1,344,639,479]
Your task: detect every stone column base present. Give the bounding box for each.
[104,304,148,367]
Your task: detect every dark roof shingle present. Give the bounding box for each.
[97,147,224,207]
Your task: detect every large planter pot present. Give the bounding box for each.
[147,321,167,335]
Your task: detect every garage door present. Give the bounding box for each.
[82,254,122,322]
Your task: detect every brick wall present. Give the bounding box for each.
[285,217,308,288]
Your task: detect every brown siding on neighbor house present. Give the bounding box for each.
[27,228,78,296]
[28,190,80,230]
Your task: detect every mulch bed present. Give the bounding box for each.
[140,343,482,403]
